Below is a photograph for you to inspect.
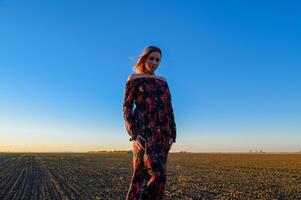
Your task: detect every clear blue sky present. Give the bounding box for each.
[0,0,300,152]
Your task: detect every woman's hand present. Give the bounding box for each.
[168,138,174,151]
[135,135,146,151]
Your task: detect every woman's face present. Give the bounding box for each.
[144,52,161,74]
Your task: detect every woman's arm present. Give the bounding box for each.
[123,77,139,141]
[166,82,177,143]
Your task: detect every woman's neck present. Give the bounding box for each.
[138,72,155,75]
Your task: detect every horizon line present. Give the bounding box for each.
[1,151,301,154]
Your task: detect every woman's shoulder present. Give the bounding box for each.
[127,73,167,82]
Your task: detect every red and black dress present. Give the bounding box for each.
[123,73,176,200]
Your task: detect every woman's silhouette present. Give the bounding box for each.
[123,46,176,200]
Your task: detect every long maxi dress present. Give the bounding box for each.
[123,73,177,200]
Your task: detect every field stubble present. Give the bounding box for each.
[0,153,301,199]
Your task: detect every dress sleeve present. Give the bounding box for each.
[166,82,177,143]
[123,78,139,141]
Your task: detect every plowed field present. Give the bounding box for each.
[1,153,301,199]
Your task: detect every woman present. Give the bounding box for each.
[123,45,176,200]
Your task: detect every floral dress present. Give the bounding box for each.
[123,73,176,200]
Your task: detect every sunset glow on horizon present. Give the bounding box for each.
[1,0,300,152]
